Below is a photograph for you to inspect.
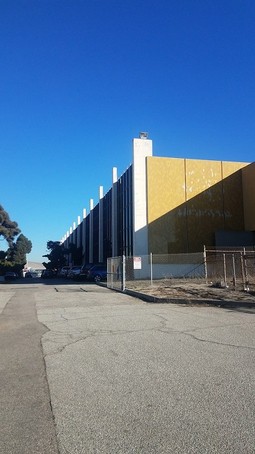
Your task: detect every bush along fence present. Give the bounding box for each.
[107,248,255,292]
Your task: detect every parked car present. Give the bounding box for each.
[66,266,82,279]
[85,264,107,282]
[4,271,18,281]
[76,263,94,281]
[25,270,42,278]
[41,269,56,279]
[32,269,43,278]
[58,266,70,278]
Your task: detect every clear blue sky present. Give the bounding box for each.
[1,0,254,263]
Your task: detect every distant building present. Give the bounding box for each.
[61,135,255,263]
[26,261,46,270]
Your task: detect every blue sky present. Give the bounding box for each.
[1,0,254,262]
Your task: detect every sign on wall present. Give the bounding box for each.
[133,256,142,269]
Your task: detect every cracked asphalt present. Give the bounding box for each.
[1,279,255,453]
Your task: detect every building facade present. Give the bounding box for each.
[61,135,255,264]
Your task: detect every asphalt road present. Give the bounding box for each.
[1,279,255,453]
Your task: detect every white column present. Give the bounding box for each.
[65,231,69,252]
[89,199,94,264]
[82,209,87,263]
[72,221,76,247]
[69,227,73,265]
[132,135,153,256]
[112,167,118,257]
[64,231,68,263]
[77,216,81,248]
[99,186,104,263]
[66,230,69,244]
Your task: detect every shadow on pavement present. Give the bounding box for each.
[0,277,98,286]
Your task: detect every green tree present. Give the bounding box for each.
[0,205,20,247]
[0,250,7,260]
[0,205,32,275]
[8,234,32,265]
[43,241,67,270]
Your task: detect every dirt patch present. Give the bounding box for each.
[126,279,255,304]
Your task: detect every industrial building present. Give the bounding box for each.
[61,134,255,264]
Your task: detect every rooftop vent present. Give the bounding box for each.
[139,132,148,139]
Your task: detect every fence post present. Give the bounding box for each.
[150,252,153,286]
[240,252,246,291]
[243,247,249,291]
[232,254,236,289]
[223,253,227,287]
[203,245,208,283]
[122,255,126,292]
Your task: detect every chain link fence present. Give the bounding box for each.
[107,256,123,291]
[107,252,205,291]
[107,248,255,292]
[204,247,255,291]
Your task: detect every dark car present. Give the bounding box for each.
[58,266,70,278]
[66,266,82,279]
[85,264,107,282]
[76,263,94,281]
[41,269,56,279]
[4,272,18,281]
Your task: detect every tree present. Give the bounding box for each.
[42,241,67,270]
[8,234,32,265]
[0,250,7,261]
[0,205,20,247]
[0,205,32,275]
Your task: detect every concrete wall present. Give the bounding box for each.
[132,137,152,255]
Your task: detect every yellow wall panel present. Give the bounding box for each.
[147,157,185,222]
[222,161,248,178]
[222,163,245,231]
[242,162,255,230]
[147,157,187,253]
[185,159,222,199]
[147,156,251,253]
[185,159,224,251]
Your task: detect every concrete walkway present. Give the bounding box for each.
[0,285,59,453]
